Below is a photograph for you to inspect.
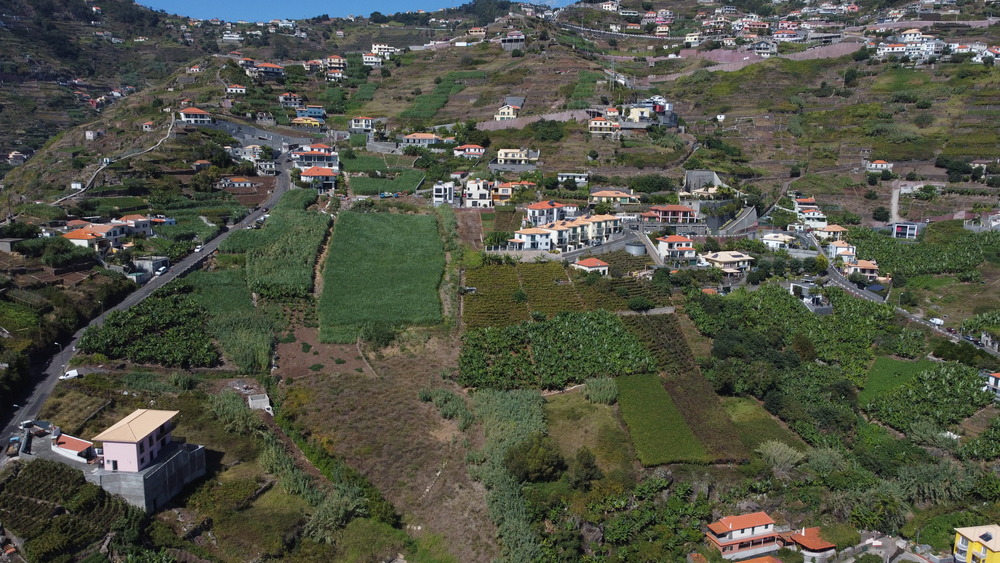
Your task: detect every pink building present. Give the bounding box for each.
[93,409,178,472]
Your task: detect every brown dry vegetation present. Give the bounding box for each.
[276,333,499,562]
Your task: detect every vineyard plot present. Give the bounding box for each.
[463,265,529,329]
[516,262,585,317]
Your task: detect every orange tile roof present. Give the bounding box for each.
[310,143,332,149]
[63,230,100,240]
[576,258,609,268]
[119,214,148,221]
[591,116,607,122]
[786,527,835,552]
[741,558,783,563]
[854,259,878,269]
[821,224,847,231]
[180,107,209,115]
[658,235,694,243]
[702,288,718,295]
[517,227,551,235]
[67,219,90,227]
[591,190,637,198]
[405,133,441,139]
[526,201,569,210]
[54,434,93,453]
[707,512,774,534]
[300,166,338,177]
[257,62,284,69]
[455,144,484,150]
[353,116,373,120]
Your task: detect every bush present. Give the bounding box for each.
[583,377,618,405]
[504,432,565,482]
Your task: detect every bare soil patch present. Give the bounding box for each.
[276,334,498,562]
[455,208,484,249]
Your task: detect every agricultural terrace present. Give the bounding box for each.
[624,314,750,462]
[218,189,330,299]
[399,71,487,121]
[617,374,710,465]
[185,268,282,374]
[319,211,444,343]
[858,357,939,405]
[0,460,136,562]
[848,227,1000,278]
[458,310,654,390]
[462,253,665,329]
[349,170,425,196]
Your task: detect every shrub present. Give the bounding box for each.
[583,377,618,405]
[504,432,565,482]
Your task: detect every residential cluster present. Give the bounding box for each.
[871,27,1000,63]
[589,95,677,137]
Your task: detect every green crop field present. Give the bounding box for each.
[859,356,939,405]
[319,212,444,342]
[218,189,330,300]
[349,170,424,195]
[617,374,709,465]
[721,397,807,451]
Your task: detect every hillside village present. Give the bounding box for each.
[0,0,999,561]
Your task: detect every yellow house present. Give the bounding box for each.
[291,117,323,128]
[955,525,1000,563]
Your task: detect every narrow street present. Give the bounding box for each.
[0,151,293,454]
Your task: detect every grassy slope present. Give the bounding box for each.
[858,356,939,405]
[617,373,709,465]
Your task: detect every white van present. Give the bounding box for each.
[155,266,167,277]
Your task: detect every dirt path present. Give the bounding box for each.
[455,208,484,250]
[312,216,335,297]
[890,183,902,224]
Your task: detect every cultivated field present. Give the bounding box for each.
[858,356,939,405]
[617,374,710,465]
[319,212,444,342]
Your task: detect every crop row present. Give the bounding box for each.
[516,262,584,317]
[319,212,444,342]
[463,265,529,329]
[623,314,750,463]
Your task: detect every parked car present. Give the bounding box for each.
[194,245,203,253]
[155,266,167,276]
[59,369,80,380]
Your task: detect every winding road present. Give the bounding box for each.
[0,152,293,455]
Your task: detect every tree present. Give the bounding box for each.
[628,296,654,312]
[505,432,566,482]
[568,447,603,490]
[756,440,804,478]
[702,237,721,253]
[872,206,890,222]
[812,254,828,274]
[593,202,614,215]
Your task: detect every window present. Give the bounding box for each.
[139,442,145,453]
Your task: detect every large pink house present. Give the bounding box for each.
[93,409,178,472]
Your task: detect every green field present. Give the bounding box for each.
[859,356,938,405]
[617,374,709,465]
[349,170,425,195]
[319,212,444,342]
[721,397,807,451]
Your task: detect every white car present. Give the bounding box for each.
[194,245,203,253]
[59,369,81,380]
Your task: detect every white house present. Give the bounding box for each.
[865,159,894,173]
[432,181,456,207]
[462,179,495,208]
[701,251,755,275]
[453,144,486,159]
[178,107,212,124]
[815,224,848,241]
[362,53,383,67]
[761,232,795,250]
[371,43,400,58]
[350,116,375,133]
[657,235,697,266]
[494,104,520,121]
[556,172,589,186]
[571,257,609,275]
[225,84,246,95]
[525,200,578,226]
[299,166,338,194]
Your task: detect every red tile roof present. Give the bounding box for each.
[526,201,569,210]
[54,434,93,453]
[576,258,609,268]
[658,235,694,243]
[786,527,835,552]
[707,512,775,534]
[300,166,338,177]
[180,107,209,115]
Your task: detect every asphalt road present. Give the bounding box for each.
[0,154,292,450]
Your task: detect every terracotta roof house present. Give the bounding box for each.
[572,257,610,275]
[783,527,835,560]
[706,512,780,560]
